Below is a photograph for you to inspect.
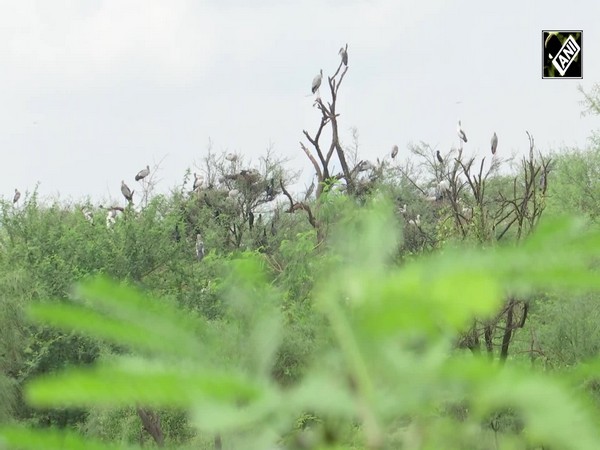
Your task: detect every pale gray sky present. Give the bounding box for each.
[0,0,597,205]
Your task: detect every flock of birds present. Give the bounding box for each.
[76,165,152,228]
[305,45,502,235]
[309,45,499,165]
[8,46,504,263]
[384,116,499,230]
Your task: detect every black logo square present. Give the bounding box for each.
[542,30,582,79]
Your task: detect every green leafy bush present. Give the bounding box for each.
[2,201,600,449]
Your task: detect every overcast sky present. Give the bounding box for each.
[0,0,598,206]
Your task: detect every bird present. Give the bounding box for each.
[391,145,399,159]
[491,132,498,155]
[408,214,421,227]
[266,178,275,199]
[438,179,450,192]
[225,153,237,162]
[121,181,134,203]
[461,205,473,219]
[457,120,468,143]
[399,204,407,214]
[228,189,239,199]
[13,189,20,204]
[106,209,118,229]
[357,160,373,172]
[312,69,323,94]
[195,234,205,261]
[436,150,443,164]
[81,207,94,225]
[339,47,348,66]
[193,173,204,191]
[135,165,150,181]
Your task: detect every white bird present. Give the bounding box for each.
[225,153,237,162]
[106,209,117,229]
[228,189,239,199]
[135,165,150,181]
[438,179,450,192]
[81,207,94,225]
[461,206,473,219]
[339,47,348,66]
[391,145,399,159]
[193,173,204,191]
[357,160,374,172]
[121,181,134,203]
[399,203,407,214]
[196,234,205,261]
[13,188,20,204]
[408,214,421,226]
[491,132,498,155]
[457,120,468,143]
[312,69,323,94]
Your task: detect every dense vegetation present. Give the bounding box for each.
[1,57,600,450]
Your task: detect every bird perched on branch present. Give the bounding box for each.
[339,47,348,66]
[81,207,94,225]
[438,179,450,192]
[193,173,203,191]
[135,165,150,181]
[391,145,399,159]
[13,188,20,204]
[266,178,275,200]
[225,153,237,162]
[457,120,468,143]
[436,150,443,164]
[121,181,134,203]
[408,214,421,227]
[195,234,205,261]
[491,132,498,155]
[357,160,374,172]
[312,69,323,94]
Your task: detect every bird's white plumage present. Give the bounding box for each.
[121,181,133,202]
[408,214,421,226]
[391,145,399,159]
[135,165,150,181]
[193,173,204,191]
[311,69,323,94]
[491,132,498,155]
[196,234,205,261]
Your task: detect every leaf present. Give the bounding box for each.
[27,277,206,360]
[25,359,264,409]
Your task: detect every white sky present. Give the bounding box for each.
[0,0,598,205]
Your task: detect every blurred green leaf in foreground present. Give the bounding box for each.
[3,200,600,450]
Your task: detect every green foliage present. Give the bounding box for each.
[3,199,600,449]
[547,146,600,221]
